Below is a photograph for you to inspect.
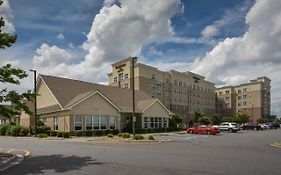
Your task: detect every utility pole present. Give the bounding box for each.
[131,57,137,137]
[30,69,37,136]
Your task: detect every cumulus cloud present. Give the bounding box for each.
[32,0,183,83]
[0,0,15,33]
[56,33,64,40]
[192,0,281,115]
[201,25,219,38]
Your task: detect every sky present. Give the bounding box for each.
[0,0,281,116]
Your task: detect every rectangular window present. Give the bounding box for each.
[179,81,182,86]
[226,90,230,94]
[93,116,99,130]
[163,118,168,128]
[243,95,247,99]
[144,117,148,128]
[225,96,230,100]
[74,115,82,131]
[109,116,116,129]
[42,117,47,125]
[85,115,92,130]
[174,80,178,85]
[243,88,247,92]
[150,118,154,128]
[155,118,158,128]
[125,73,128,79]
[159,117,162,128]
[119,73,123,80]
[99,116,107,130]
[152,74,156,80]
[166,79,169,83]
[53,116,58,131]
[243,102,247,106]
[125,83,128,89]
[114,77,117,82]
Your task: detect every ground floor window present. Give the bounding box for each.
[53,116,58,130]
[74,115,83,131]
[145,117,168,129]
[109,116,116,129]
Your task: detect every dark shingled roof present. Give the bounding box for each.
[39,74,158,113]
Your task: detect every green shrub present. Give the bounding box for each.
[118,133,122,137]
[107,134,114,138]
[37,133,48,138]
[112,129,119,135]
[36,125,51,134]
[19,127,30,136]
[94,130,104,137]
[148,135,155,141]
[45,130,51,136]
[62,132,70,138]
[105,129,111,135]
[50,130,57,136]
[0,124,11,135]
[85,131,92,137]
[122,133,130,138]
[57,131,63,137]
[6,125,22,136]
[134,134,144,140]
[75,131,82,137]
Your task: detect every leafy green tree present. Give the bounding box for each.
[211,113,222,125]
[0,0,34,119]
[235,114,249,124]
[193,111,203,123]
[257,118,266,124]
[199,117,211,125]
[222,117,234,123]
[169,114,182,128]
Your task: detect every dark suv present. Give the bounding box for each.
[269,122,280,129]
[241,123,261,130]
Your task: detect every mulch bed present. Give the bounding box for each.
[0,152,13,162]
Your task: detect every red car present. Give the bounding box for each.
[187,125,220,135]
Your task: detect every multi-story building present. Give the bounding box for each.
[216,77,271,123]
[108,57,216,125]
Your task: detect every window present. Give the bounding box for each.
[157,82,161,86]
[114,77,117,82]
[243,102,247,106]
[124,83,128,89]
[109,116,116,129]
[183,82,186,86]
[144,117,149,128]
[85,115,92,130]
[157,91,161,96]
[219,92,222,95]
[163,118,168,128]
[243,88,247,92]
[238,103,241,106]
[125,73,128,79]
[225,96,230,100]
[150,118,154,128]
[174,80,178,85]
[42,117,47,125]
[158,118,162,128]
[226,90,230,94]
[53,116,59,130]
[179,81,182,86]
[179,89,182,94]
[165,79,169,83]
[93,116,99,130]
[152,94,155,98]
[238,89,241,93]
[74,115,82,131]
[152,74,155,80]
[226,103,230,108]
[99,116,106,130]
[155,118,158,128]
[243,95,247,99]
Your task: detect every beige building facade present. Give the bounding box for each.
[216,77,271,123]
[108,57,216,125]
[20,75,171,132]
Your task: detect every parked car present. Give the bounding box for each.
[187,125,220,135]
[260,123,270,130]
[269,122,280,129]
[241,123,261,130]
[219,122,240,133]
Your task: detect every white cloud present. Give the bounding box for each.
[56,33,64,40]
[192,0,281,116]
[0,0,15,33]
[31,0,183,83]
[33,43,73,68]
[201,25,219,38]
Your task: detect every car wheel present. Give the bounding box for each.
[206,131,211,135]
[189,130,193,134]
[228,128,233,133]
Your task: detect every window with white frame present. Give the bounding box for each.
[114,77,117,82]
[42,117,47,125]
[144,117,148,128]
[109,116,116,129]
[93,116,99,130]
[99,116,106,130]
[125,73,129,79]
[85,115,93,130]
[150,118,154,128]
[155,118,158,128]
[74,115,82,130]
[158,117,162,128]
[53,116,58,130]
[163,118,168,128]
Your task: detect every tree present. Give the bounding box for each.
[193,111,203,123]
[235,114,249,124]
[257,118,266,124]
[199,117,211,125]
[211,113,222,125]
[169,114,182,128]
[0,0,34,119]
[222,117,234,123]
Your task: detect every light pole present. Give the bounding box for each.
[30,69,37,136]
[131,57,137,137]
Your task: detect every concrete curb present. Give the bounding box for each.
[0,154,24,172]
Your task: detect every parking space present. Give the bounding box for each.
[152,132,209,142]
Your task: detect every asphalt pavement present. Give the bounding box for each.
[0,129,280,175]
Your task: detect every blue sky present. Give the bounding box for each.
[1,0,281,116]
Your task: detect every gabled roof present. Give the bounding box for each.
[38,74,165,114]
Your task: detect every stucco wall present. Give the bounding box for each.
[37,81,59,108]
